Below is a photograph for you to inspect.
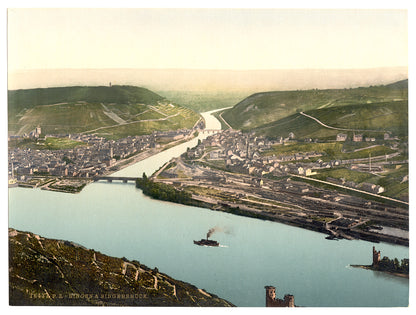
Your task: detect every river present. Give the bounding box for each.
[8,110,409,307]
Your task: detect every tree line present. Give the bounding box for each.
[136,173,193,205]
[377,256,409,274]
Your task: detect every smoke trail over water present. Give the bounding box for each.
[206,226,231,239]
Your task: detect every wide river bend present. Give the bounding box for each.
[9,109,408,307]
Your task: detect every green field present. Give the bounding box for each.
[376,164,409,200]
[312,168,377,184]
[184,185,237,202]
[8,137,87,150]
[92,118,193,140]
[157,90,249,112]
[8,86,200,139]
[311,164,408,201]
[263,142,342,156]
[43,137,87,150]
[340,146,396,160]
[263,142,396,162]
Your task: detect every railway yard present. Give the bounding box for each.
[154,155,408,246]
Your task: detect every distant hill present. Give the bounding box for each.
[8,67,408,92]
[9,229,234,306]
[384,79,408,90]
[8,86,200,139]
[222,80,408,138]
[157,90,249,113]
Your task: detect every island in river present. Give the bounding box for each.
[9,228,234,306]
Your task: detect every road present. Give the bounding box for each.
[218,111,233,129]
[291,174,409,206]
[82,112,180,134]
[299,111,382,132]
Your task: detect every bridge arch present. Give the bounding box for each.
[93,176,138,183]
[201,129,221,135]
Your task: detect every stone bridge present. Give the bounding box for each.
[200,129,221,135]
[93,176,138,183]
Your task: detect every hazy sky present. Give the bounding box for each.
[8,8,408,71]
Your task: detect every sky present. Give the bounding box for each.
[7,8,408,72]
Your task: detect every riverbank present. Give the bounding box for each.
[8,159,410,307]
[105,132,198,176]
[350,265,409,279]
[9,133,198,194]
[150,154,408,246]
[153,187,409,246]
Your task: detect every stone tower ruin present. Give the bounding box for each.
[372,246,381,267]
[265,285,295,307]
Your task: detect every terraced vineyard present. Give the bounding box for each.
[8,86,201,140]
[222,80,408,139]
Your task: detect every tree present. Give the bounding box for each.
[394,258,400,270]
[400,259,409,273]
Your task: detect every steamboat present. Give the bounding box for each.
[193,238,219,247]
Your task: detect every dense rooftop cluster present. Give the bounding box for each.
[8,129,192,180]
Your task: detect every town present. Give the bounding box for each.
[8,125,199,192]
[8,122,409,245]
[181,129,407,196]
[151,128,408,245]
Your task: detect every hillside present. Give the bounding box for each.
[222,80,408,135]
[8,86,201,139]
[255,100,408,140]
[9,229,234,306]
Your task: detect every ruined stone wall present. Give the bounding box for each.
[265,286,295,307]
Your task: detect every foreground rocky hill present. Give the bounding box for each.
[9,229,233,306]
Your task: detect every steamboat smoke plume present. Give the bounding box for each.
[206,226,231,239]
[206,227,217,239]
